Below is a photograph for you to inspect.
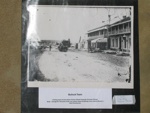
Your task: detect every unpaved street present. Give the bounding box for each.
[38,48,129,83]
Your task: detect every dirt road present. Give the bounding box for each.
[38,48,129,83]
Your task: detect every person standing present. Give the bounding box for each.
[49,44,52,51]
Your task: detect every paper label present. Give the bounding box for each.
[39,88,112,109]
[113,95,136,105]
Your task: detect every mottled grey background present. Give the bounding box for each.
[0,0,149,113]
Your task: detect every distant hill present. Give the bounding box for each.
[39,40,61,46]
[40,40,61,43]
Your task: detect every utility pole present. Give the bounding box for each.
[105,8,111,24]
[108,14,111,25]
[106,8,111,50]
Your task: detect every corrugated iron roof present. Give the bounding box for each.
[110,17,131,27]
[88,24,109,33]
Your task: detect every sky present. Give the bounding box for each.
[27,5,131,43]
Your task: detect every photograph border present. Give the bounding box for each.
[26,5,134,89]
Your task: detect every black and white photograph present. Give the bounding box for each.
[26,5,134,88]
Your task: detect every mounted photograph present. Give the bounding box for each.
[25,5,134,88]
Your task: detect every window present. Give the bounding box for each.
[101,30,103,35]
[126,39,128,49]
[112,39,114,47]
[116,38,118,47]
[124,37,126,48]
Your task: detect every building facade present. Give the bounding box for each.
[78,39,88,50]
[87,25,109,51]
[108,17,131,52]
[87,16,131,52]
